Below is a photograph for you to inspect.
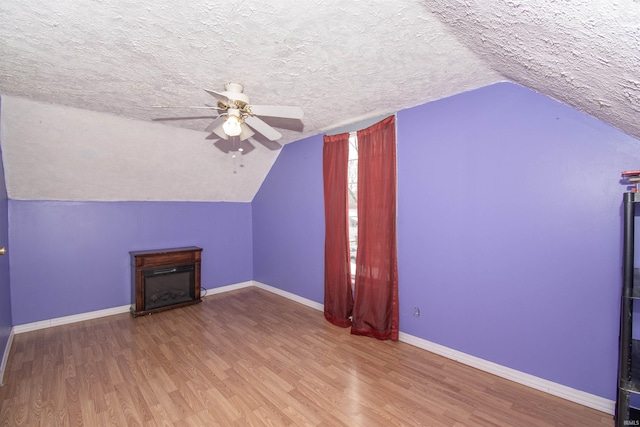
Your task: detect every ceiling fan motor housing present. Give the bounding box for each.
[222,83,250,107]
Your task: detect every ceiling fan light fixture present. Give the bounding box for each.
[223,112,243,137]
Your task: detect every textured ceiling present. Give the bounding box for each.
[0,0,638,201]
[427,0,640,140]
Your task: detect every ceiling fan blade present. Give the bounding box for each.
[204,89,230,104]
[152,105,219,109]
[204,116,226,133]
[249,105,303,119]
[239,122,255,141]
[152,115,218,122]
[244,116,282,141]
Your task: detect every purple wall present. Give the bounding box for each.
[251,82,640,400]
[9,201,253,325]
[397,82,639,400]
[252,135,325,302]
[0,96,13,364]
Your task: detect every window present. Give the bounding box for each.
[348,132,358,278]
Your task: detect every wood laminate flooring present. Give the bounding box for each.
[0,287,613,426]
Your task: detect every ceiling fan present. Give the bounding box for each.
[153,83,304,143]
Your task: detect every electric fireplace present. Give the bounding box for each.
[130,246,202,316]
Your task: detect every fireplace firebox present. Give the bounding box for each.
[130,246,202,316]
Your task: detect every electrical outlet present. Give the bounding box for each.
[413,307,420,317]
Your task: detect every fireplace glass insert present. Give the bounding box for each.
[144,265,195,311]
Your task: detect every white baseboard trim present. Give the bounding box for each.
[0,327,14,386]
[13,304,131,334]
[399,332,615,415]
[202,281,253,297]
[13,281,256,334]
[12,281,256,334]
[6,282,615,414]
[252,281,324,311]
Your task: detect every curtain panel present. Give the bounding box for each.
[322,133,354,327]
[351,116,399,340]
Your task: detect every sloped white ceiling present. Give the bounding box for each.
[1,96,278,201]
[0,0,638,201]
[428,0,640,140]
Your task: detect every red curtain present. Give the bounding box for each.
[351,116,399,340]
[322,133,353,327]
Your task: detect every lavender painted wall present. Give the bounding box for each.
[252,135,325,303]
[397,82,640,400]
[251,82,640,400]
[9,201,252,325]
[0,96,13,367]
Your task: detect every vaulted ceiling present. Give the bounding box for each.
[0,0,638,201]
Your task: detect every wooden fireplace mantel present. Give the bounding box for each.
[130,246,202,316]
